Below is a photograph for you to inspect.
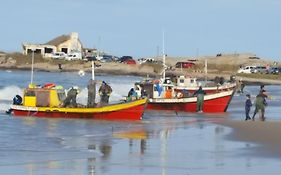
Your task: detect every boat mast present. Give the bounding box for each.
[204,59,208,83]
[92,37,101,81]
[30,49,35,85]
[91,60,95,80]
[162,31,166,80]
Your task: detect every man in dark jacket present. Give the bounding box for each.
[63,87,79,107]
[245,94,252,120]
[193,86,206,112]
[252,90,267,121]
[98,81,112,105]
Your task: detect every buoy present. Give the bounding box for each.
[78,70,85,77]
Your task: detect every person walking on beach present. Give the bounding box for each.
[245,94,252,121]
[240,81,245,93]
[193,86,206,112]
[252,90,267,121]
[98,81,112,105]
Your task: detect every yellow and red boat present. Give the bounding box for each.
[10,86,147,121]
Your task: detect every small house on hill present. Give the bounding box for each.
[22,32,83,57]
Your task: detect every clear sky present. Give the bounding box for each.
[1,0,280,60]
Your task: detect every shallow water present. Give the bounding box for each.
[0,70,281,174]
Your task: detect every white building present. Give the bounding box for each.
[22,32,83,57]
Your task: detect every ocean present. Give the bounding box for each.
[0,70,280,175]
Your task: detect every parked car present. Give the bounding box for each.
[250,66,267,74]
[237,66,256,74]
[123,59,136,65]
[138,57,155,64]
[51,52,66,59]
[118,56,133,63]
[175,62,195,68]
[101,55,114,62]
[65,52,82,61]
[85,56,97,61]
[269,67,281,74]
[249,56,260,59]
[96,55,103,61]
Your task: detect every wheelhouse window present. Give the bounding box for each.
[25,90,35,96]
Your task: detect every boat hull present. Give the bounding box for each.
[174,83,236,95]
[146,90,234,113]
[11,98,147,121]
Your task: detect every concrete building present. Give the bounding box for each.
[22,32,83,57]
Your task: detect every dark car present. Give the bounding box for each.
[86,56,97,61]
[250,66,267,73]
[101,55,114,62]
[175,62,195,68]
[270,67,281,74]
[118,56,133,63]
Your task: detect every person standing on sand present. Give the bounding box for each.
[252,90,267,121]
[240,80,245,93]
[193,86,206,112]
[245,94,252,121]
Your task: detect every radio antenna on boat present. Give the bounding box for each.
[162,30,166,80]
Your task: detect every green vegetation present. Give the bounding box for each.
[237,73,281,80]
[6,52,45,65]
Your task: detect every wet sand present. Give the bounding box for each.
[221,120,281,157]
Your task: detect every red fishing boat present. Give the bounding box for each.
[137,33,236,112]
[146,90,234,112]
[9,85,147,121]
[164,75,236,95]
[138,79,235,113]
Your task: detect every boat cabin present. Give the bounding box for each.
[139,79,174,99]
[23,86,66,107]
[176,76,198,87]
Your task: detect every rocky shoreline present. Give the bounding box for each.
[1,61,281,86]
[1,52,281,85]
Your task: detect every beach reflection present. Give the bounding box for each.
[1,110,280,174]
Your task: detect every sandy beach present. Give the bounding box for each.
[218,120,281,157]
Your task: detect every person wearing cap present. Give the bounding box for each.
[252,89,267,121]
[193,86,206,112]
[245,94,252,121]
[98,81,112,105]
[63,86,79,107]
